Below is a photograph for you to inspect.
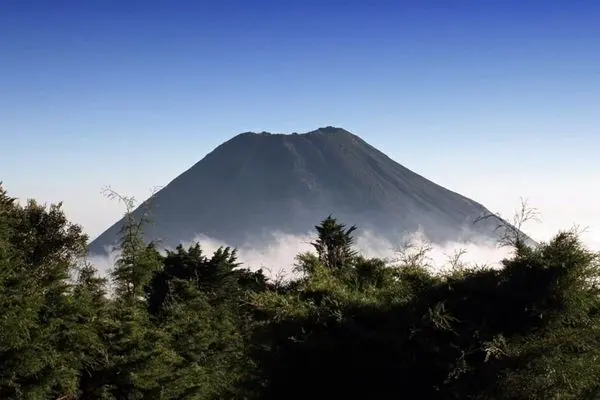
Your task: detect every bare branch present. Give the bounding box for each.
[474,197,540,249]
[446,248,468,271]
[101,185,163,252]
[392,235,433,270]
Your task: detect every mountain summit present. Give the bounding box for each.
[89,127,516,255]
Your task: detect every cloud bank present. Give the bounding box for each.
[87,228,514,280]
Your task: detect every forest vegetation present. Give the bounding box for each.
[1,182,600,399]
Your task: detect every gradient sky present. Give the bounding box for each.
[1,0,599,248]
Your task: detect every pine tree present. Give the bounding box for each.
[100,188,174,398]
[311,215,358,270]
[72,263,113,398]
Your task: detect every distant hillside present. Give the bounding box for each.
[89,127,527,255]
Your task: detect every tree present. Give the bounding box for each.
[485,230,600,399]
[98,187,175,398]
[311,215,357,270]
[102,187,162,302]
[144,243,269,398]
[0,185,93,399]
[71,263,113,398]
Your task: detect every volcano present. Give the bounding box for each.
[88,127,523,255]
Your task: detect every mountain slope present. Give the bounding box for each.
[89,127,521,255]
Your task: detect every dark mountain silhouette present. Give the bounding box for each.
[89,127,527,255]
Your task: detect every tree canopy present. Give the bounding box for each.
[1,182,599,399]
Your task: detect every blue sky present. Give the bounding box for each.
[1,0,599,247]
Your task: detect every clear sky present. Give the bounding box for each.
[1,0,599,248]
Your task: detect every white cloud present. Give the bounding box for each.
[88,227,515,281]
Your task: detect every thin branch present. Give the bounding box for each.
[474,197,540,249]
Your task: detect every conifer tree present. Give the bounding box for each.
[311,215,357,270]
[100,188,174,398]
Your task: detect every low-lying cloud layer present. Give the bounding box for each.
[88,228,516,280]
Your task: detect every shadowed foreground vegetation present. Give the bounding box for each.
[1,183,600,399]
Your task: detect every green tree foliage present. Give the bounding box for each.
[1,183,600,399]
[249,221,600,400]
[0,184,92,399]
[311,215,358,270]
[144,243,268,398]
